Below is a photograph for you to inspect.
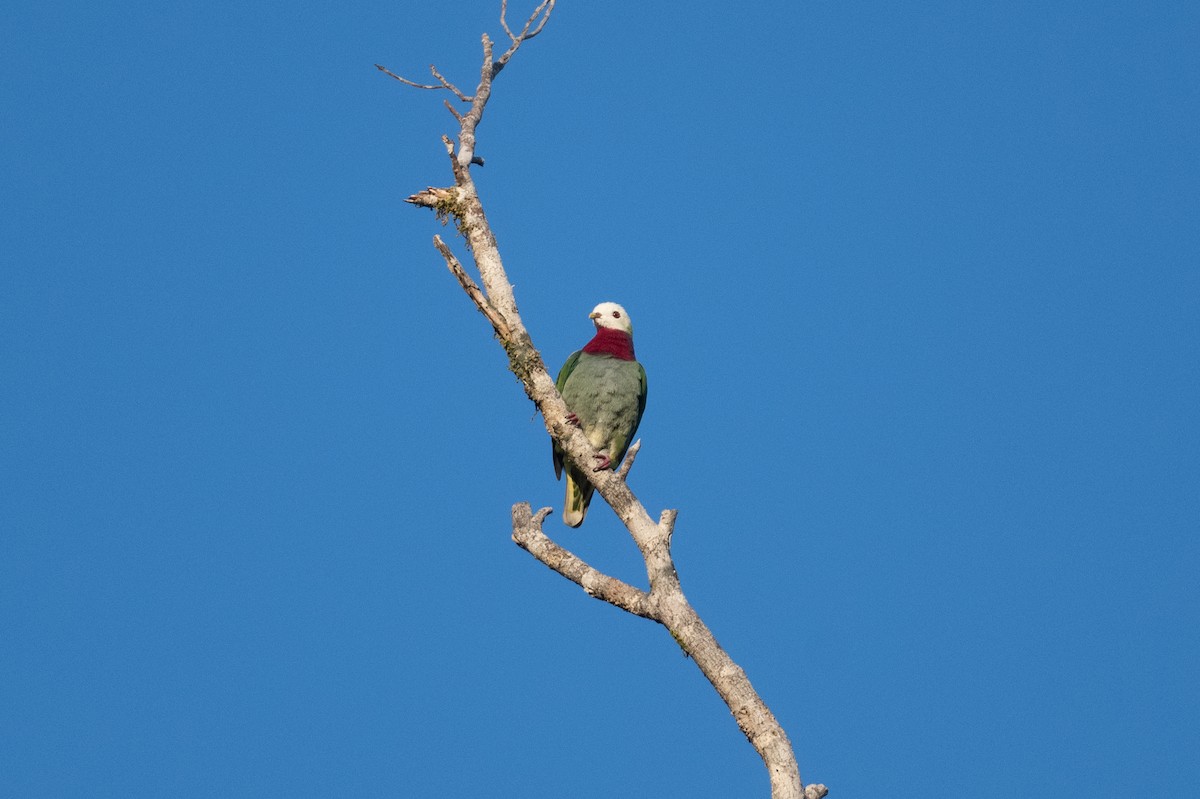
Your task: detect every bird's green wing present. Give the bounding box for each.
[555,350,583,393]
[635,362,648,435]
[612,361,648,466]
[552,350,584,480]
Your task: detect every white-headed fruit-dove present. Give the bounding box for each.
[553,302,648,527]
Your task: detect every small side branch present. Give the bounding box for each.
[497,0,555,71]
[658,508,678,540]
[512,503,656,619]
[374,63,471,100]
[615,439,641,481]
[430,65,471,102]
[431,235,511,339]
[374,63,437,89]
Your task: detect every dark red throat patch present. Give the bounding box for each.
[582,327,636,361]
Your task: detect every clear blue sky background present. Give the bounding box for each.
[3,1,1197,796]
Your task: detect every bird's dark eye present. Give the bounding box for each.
[613,311,621,318]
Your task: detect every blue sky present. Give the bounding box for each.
[3,1,1198,796]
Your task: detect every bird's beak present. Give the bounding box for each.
[589,312,601,321]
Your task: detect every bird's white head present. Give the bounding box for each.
[589,302,633,335]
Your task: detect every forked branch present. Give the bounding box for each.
[374,63,471,102]
[384,5,825,798]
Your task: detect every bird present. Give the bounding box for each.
[553,301,648,527]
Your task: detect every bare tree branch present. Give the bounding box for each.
[374,63,441,92]
[383,5,825,798]
[500,0,520,42]
[442,99,464,124]
[497,0,555,71]
[373,68,473,135]
[512,503,655,618]
[430,234,511,339]
[429,64,471,102]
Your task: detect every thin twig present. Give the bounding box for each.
[522,0,555,40]
[500,0,518,42]
[496,0,555,72]
[443,99,464,123]
[430,65,471,102]
[374,63,473,103]
[375,63,439,90]
[616,439,641,480]
[432,235,510,338]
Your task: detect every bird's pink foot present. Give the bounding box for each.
[592,453,611,471]
[565,412,582,427]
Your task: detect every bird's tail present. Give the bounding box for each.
[563,469,595,528]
